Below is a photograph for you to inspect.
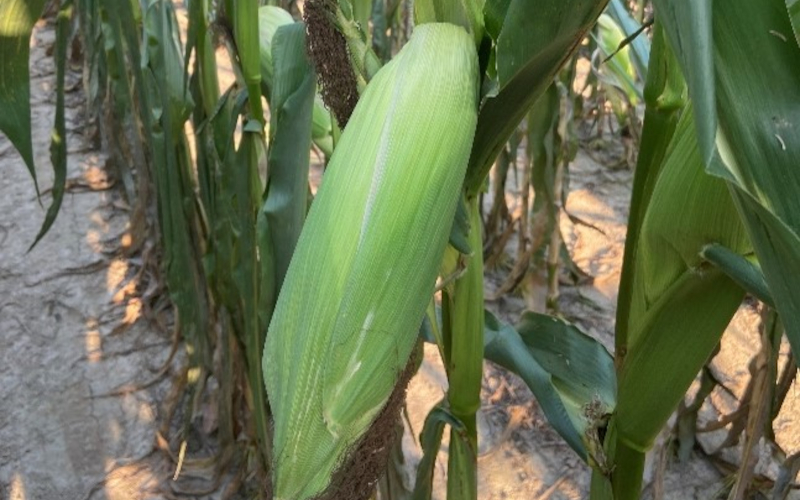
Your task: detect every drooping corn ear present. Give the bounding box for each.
[263,23,479,500]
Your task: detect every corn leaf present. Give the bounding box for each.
[649,0,714,163]
[0,0,74,247]
[616,108,750,452]
[371,0,392,62]
[605,0,649,79]
[143,0,210,370]
[701,244,774,308]
[0,0,47,186]
[258,6,294,99]
[447,427,478,499]
[188,0,222,220]
[448,195,472,254]
[464,0,608,195]
[593,14,641,105]
[29,1,72,249]
[263,22,315,300]
[411,404,458,500]
[516,313,616,423]
[789,0,800,45]
[600,96,754,498]
[258,6,333,156]
[350,0,372,39]
[97,1,140,201]
[483,310,615,461]
[143,0,194,136]
[614,21,686,354]
[235,132,271,465]
[653,0,800,360]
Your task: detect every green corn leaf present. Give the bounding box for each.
[29,0,72,249]
[264,24,478,500]
[447,427,478,500]
[419,305,615,466]
[616,108,750,450]
[789,0,800,45]
[143,0,211,371]
[97,1,138,201]
[238,132,272,467]
[594,14,642,105]
[0,0,47,188]
[448,195,472,255]
[143,0,194,137]
[602,90,753,498]
[649,0,714,163]
[258,6,333,156]
[614,20,686,356]
[263,22,316,296]
[0,0,74,247]
[371,0,390,62]
[515,313,616,429]
[606,0,649,79]
[653,0,800,361]
[257,201,277,341]
[483,310,616,462]
[258,5,294,99]
[349,0,372,40]
[464,0,608,195]
[412,404,459,500]
[311,97,334,157]
[617,271,743,449]
[206,85,269,462]
[701,244,774,307]
[188,0,222,223]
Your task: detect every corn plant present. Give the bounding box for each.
[587,2,800,497]
[3,0,800,499]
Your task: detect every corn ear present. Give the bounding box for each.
[263,23,478,500]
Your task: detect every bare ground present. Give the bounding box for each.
[0,21,180,500]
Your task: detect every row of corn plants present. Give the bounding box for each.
[2,0,799,498]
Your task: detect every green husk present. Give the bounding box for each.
[264,23,479,500]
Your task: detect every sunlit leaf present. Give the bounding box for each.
[0,0,47,186]
[30,1,72,249]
